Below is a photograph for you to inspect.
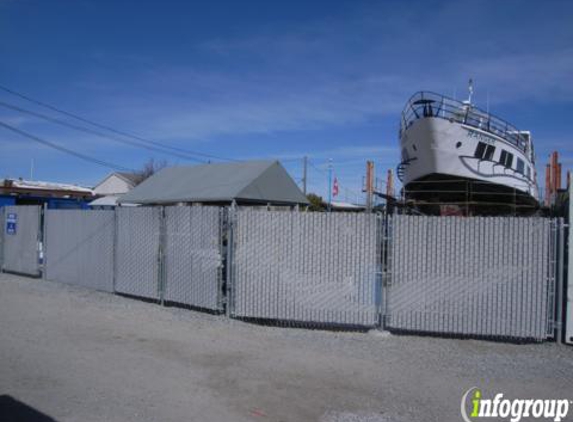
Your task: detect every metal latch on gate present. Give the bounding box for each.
[382,271,392,287]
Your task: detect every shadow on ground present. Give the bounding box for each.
[0,395,58,422]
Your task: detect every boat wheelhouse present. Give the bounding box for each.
[397,90,539,215]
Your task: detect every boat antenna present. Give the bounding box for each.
[467,78,474,104]
[486,89,490,114]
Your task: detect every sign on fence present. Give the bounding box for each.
[6,213,16,235]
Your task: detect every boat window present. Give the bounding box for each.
[516,158,525,174]
[474,142,495,160]
[484,145,495,161]
[474,142,486,159]
[499,150,514,168]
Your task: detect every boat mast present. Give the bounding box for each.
[466,78,474,105]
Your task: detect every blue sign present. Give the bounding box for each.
[6,213,17,235]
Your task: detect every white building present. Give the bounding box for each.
[90,172,139,209]
[93,172,139,196]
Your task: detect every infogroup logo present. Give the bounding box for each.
[461,387,570,422]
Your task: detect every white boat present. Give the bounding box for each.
[397,86,540,215]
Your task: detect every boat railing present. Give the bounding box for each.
[400,91,528,153]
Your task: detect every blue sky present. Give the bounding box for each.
[1,0,572,202]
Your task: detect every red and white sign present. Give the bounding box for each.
[332,177,339,197]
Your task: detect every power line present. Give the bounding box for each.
[308,159,328,176]
[0,83,238,163]
[0,84,353,180]
[0,100,206,163]
[0,120,134,172]
[0,84,327,168]
[278,157,303,163]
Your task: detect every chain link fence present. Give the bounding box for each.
[0,204,565,341]
[109,206,225,309]
[115,207,162,300]
[163,206,223,310]
[1,205,41,276]
[44,209,115,292]
[229,209,381,327]
[385,215,559,341]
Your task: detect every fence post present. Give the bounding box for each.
[112,207,118,293]
[566,182,573,345]
[376,213,384,328]
[556,218,565,344]
[41,203,48,280]
[381,213,393,329]
[217,207,225,311]
[225,202,236,318]
[158,206,167,306]
[36,205,43,278]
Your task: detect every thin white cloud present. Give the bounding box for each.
[94,2,573,143]
[460,49,573,105]
[242,145,398,167]
[0,114,35,127]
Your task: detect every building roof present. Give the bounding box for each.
[115,172,140,186]
[88,195,120,207]
[88,195,139,207]
[118,161,309,206]
[1,178,93,195]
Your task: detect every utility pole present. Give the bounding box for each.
[365,160,374,213]
[386,169,394,198]
[302,156,307,195]
[327,158,333,212]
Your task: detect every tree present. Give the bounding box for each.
[134,158,168,185]
[306,193,326,211]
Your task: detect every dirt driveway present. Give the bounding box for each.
[0,273,571,422]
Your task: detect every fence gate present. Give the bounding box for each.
[230,210,381,327]
[114,207,162,300]
[163,206,223,310]
[1,205,42,277]
[44,210,115,292]
[384,215,557,341]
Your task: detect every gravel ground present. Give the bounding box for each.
[0,273,572,422]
